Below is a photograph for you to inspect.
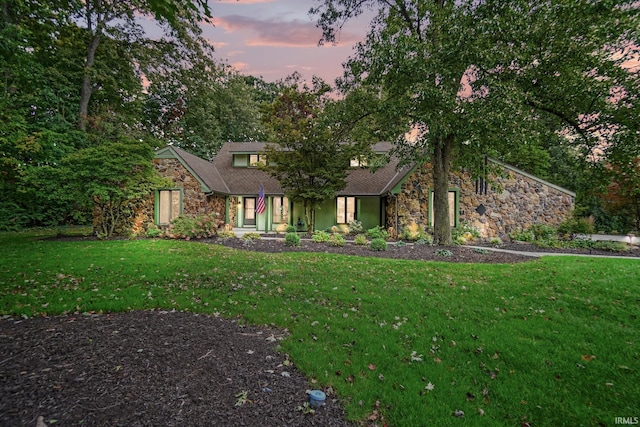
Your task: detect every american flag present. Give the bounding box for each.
[256,184,266,215]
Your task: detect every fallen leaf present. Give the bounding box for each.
[581,354,595,362]
[368,364,376,370]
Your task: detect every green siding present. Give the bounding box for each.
[357,197,381,230]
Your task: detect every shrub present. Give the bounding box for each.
[509,229,535,242]
[218,230,236,240]
[353,234,368,246]
[348,219,364,235]
[452,222,481,242]
[285,232,300,247]
[329,233,346,247]
[489,237,502,246]
[366,226,389,241]
[435,249,453,257]
[415,235,433,246]
[473,248,490,255]
[558,217,594,237]
[369,237,387,251]
[241,232,262,241]
[145,223,163,238]
[529,224,557,241]
[166,214,218,240]
[396,240,406,247]
[286,225,297,233]
[312,230,331,243]
[592,241,629,252]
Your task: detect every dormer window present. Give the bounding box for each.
[350,157,368,167]
[249,154,266,167]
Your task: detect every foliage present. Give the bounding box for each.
[369,237,387,251]
[284,232,301,247]
[241,232,262,241]
[285,225,297,233]
[508,229,536,243]
[165,214,218,240]
[61,139,167,238]
[312,0,640,246]
[145,223,163,238]
[260,74,374,232]
[599,158,640,233]
[451,222,481,243]
[329,233,346,247]
[312,230,332,243]
[557,217,595,237]
[365,226,389,241]
[353,234,368,246]
[398,222,428,241]
[415,235,433,246]
[217,230,237,240]
[1,233,639,426]
[435,249,453,257]
[347,219,364,235]
[489,237,503,246]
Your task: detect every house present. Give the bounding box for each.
[144,142,575,239]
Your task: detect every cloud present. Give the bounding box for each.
[213,14,361,47]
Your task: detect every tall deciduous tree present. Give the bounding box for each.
[260,75,372,232]
[312,0,640,244]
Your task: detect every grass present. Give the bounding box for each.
[1,230,639,426]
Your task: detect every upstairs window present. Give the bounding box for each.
[350,157,368,167]
[249,154,266,167]
[336,196,356,224]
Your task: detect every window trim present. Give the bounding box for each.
[428,189,459,228]
[155,188,183,225]
[336,196,356,224]
[272,196,289,224]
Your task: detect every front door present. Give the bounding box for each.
[244,197,256,226]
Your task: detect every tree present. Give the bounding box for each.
[60,139,169,237]
[260,75,372,232]
[312,0,640,245]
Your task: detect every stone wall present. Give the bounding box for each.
[154,158,208,217]
[388,163,575,239]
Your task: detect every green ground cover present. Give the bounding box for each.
[1,230,638,426]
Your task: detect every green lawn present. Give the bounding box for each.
[1,231,639,426]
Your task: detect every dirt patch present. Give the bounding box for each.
[0,311,354,427]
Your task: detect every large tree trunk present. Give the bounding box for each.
[432,135,454,245]
[78,33,101,131]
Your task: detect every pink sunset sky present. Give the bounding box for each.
[199,0,372,84]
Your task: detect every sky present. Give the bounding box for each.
[200,0,373,84]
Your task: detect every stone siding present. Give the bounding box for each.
[388,163,574,239]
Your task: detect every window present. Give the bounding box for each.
[429,190,458,227]
[249,154,266,167]
[336,196,356,224]
[272,196,289,223]
[350,157,368,167]
[157,189,182,224]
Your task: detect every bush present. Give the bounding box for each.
[329,233,346,247]
[241,232,262,241]
[509,229,535,242]
[558,217,594,237]
[312,230,331,243]
[435,248,453,257]
[529,224,557,241]
[369,237,387,251]
[218,230,236,240]
[452,222,481,242]
[366,226,389,241]
[348,219,364,235]
[415,235,433,246]
[145,223,163,238]
[489,237,503,246]
[285,232,300,247]
[353,234,368,246]
[166,214,218,240]
[286,225,297,233]
[396,240,406,247]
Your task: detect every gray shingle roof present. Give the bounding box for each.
[160,142,410,197]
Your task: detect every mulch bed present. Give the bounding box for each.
[2,237,637,427]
